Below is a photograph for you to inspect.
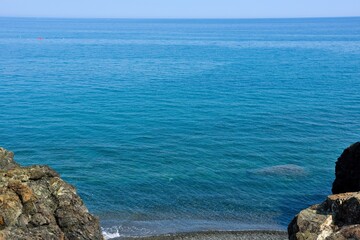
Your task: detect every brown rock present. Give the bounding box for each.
[0,148,19,170]
[289,190,360,239]
[8,180,33,203]
[0,147,104,240]
[0,216,4,226]
[289,143,360,240]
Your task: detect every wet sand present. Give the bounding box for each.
[120,230,288,240]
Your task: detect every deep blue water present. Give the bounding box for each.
[1,17,360,238]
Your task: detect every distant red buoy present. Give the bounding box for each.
[37,37,43,40]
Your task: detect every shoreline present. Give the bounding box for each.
[113,230,287,240]
[100,219,286,239]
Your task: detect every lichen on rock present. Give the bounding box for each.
[0,147,104,240]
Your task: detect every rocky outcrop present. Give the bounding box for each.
[0,147,104,240]
[288,192,360,240]
[289,142,360,240]
[332,142,360,194]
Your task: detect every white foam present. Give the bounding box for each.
[102,227,122,240]
[101,224,154,240]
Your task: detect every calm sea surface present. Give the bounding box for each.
[0,17,360,238]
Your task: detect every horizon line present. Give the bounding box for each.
[0,15,359,20]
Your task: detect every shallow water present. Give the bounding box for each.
[0,17,360,239]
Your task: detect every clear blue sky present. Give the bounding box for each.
[1,0,360,18]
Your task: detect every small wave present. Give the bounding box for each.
[101,225,155,240]
[102,227,121,240]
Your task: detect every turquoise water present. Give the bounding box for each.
[1,17,360,238]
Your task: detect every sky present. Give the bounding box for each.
[1,0,360,19]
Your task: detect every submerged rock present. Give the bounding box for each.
[0,147,104,240]
[332,142,360,194]
[250,164,305,176]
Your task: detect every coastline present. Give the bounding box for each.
[117,230,288,240]
[100,219,285,239]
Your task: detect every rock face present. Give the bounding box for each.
[288,192,360,240]
[289,142,360,240]
[0,147,104,240]
[332,142,360,194]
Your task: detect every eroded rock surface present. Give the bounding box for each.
[288,192,360,240]
[0,147,104,240]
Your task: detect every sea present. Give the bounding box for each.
[0,17,360,239]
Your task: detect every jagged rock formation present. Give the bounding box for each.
[289,142,360,240]
[332,142,360,194]
[0,147,104,240]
